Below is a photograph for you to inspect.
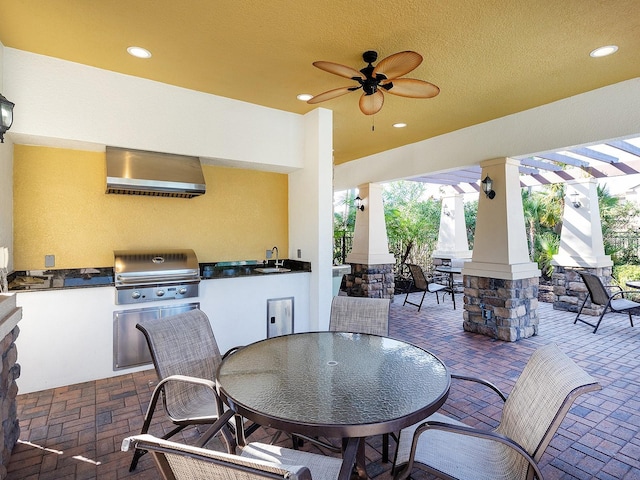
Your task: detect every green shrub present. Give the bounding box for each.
[612,264,640,287]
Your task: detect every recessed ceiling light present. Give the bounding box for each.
[589,45,618,58]
[393,123,407,128]
[297,94,313,101]
[127,46,152,59]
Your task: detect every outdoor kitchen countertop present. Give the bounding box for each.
[8,260,311,292]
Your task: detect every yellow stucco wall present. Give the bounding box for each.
[13,145,288,270]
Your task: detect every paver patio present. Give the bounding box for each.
[6,293,640,479]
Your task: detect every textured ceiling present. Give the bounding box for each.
[0,0,639,165]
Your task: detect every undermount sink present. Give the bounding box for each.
[255,267,291,273]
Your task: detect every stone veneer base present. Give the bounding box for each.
[463,275,539,342]
[552,265,613,315]
[344,263,395,299]
[0,295,21,480]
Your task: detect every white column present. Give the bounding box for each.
[346,183,395,265]
[289,108,334,331]
[552,178,612,268]
[464,157,540,280]
[433,194,472,260]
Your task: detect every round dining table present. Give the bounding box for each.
[216,331,450,478]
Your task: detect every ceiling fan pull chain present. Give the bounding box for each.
[372,115,375,132]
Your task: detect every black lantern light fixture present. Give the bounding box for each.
[570,192,582,208]
[355,196,365,211]
[0,94,15,143]
[481,175,495,199]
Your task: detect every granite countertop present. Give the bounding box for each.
[8,260,311,292]
[201,260,310,279]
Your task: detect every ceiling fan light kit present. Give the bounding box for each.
[308,50,439,115]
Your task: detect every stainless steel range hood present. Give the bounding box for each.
[106,146,206,198]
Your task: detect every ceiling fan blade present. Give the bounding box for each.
[307,86,359,104]
[312,61,366,80]
[359,90,384,115]
[373,51,423,80]
[381,78,440,98]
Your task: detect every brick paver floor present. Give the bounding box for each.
[7,293,640,479]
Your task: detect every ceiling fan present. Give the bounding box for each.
[307,50,440,115]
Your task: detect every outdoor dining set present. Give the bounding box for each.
[119,292,603,480]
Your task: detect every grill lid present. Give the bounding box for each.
[114,249,200,287]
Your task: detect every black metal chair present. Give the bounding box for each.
[403,263,447,312]
[128,309,259,471]
[575,271,639,333]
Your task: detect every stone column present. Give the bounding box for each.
[0,295,21,479]
[432,194,472,267]
[463,158,541,341]
[344,183,395,299]
[551,178,613,314]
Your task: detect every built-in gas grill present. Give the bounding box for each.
[114,249,200,305]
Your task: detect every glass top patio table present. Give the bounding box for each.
[216,331,450,440]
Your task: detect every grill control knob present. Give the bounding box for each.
[156,289,165,297]
[131,291,141,299]
[178,287,187,295]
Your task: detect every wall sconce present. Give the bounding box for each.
[354,196,365,211]
[0,94,15,143]
[442,205,451,217]
[481,176,495,199]
[570,192,582,208]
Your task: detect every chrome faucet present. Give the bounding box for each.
[272,246,284,267]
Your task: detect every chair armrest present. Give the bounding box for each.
[157,374,216,391]
[610,290,639,300]
[123,409,238,454]
[451,373,507,402]
[155,374,225,417]
[399,420,544,480]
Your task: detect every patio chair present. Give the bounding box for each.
[393,343,601,480]
[128,309,259,471]
[329,295,390,336]
[403,263,447,312]
[123,410,354,480]
[329,295,392,461]
[575,271,639,333]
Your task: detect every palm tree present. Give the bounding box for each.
[521,186,563,278]
[522,189,543,261]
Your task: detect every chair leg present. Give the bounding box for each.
[195,410,237,452]
[592,309,608,333]
[129,383,165,471]
[417,290,427,312]
[574,296,589,324]
[628,311,634,327]
[574,295,608,333]
[402,280,415,307]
